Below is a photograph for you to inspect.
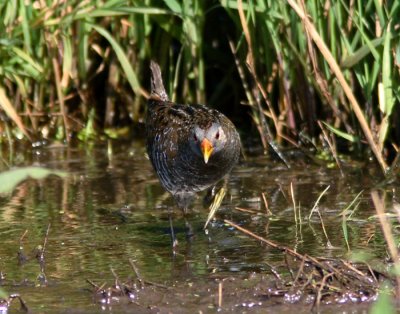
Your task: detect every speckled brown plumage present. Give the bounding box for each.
[146,61,241,212]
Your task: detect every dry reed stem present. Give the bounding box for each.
[129,259,145,289]
[309,185,331,246]
[286,0,388,173]
[19,229,28,244]
[218,282,223,308]
[371,192,399,263]
[291,258,306,287]
[225,219,330,271]
[262,192,272,215]
[40,223,51,261]
[229,38,293,164]
[224,218,380,294]
[52,57,70,142]
[341,259,374,283]
[314,272,334,311]
[234,207,261,215]
[290,182,297,222]
[228,39,255,106]
[371,191,400,297]
[301,0,352,133]
[237,0,280,132]
[0,87,31,140]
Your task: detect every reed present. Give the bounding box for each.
[0,0,399,172]
[221,0,399,172]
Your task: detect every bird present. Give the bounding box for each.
[146,61,241,242]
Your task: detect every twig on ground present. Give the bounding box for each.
[129,259,145,289]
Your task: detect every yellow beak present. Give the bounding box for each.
[200,138,214,164]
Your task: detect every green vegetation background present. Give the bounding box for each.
[0,0,399,172]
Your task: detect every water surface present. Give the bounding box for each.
[0,141,392,312]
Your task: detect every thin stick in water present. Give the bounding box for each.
[371,190,400,297]
[290,182,297,223]
[218,281,223,308]
[262,192,271,215]
[308,186,332,246]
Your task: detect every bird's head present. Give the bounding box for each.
[189,123,227,164]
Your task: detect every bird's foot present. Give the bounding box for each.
[185,219,195,240]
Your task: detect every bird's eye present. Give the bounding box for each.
[215,131,220,140]
[193,134,198,142]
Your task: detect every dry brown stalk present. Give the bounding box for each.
[371,191,400,297]
[314,272,334,310]
[224,218,383,292]
[261,192,272,215]
[290,182,297,222]
[234,207,261,215]
[52,57,70,142]
[224,219,332,273]
[309,185,332,246]
[0,87,31,140]
[286,0,388,173]
[218,282,223,308]
[237,0,279,132]
[291,258,306,287]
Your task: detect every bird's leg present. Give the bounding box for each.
[168,210,178,248]
[185,219,194,240]
[183,207,195,240]
[203,186,217,208]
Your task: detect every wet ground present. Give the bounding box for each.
[0,140,396,313]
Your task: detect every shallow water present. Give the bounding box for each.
[0,140,394,312]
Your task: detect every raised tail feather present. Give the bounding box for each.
[150,61,169,102]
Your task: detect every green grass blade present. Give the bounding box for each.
[77,21,89,81]
[341,214,350,251]
[11,47,43,74]
[61,35,73,88]
[370,282,395,314]
[0,167,67,194]
[341,37,384,68]
[373,0,386,29]
[381,25,394,115]
[18,0,32,54]
[0,288,7,299]
[10,73,27,97]
[322,122,357,143]
[164,0,182,14]
[3,0,18,26]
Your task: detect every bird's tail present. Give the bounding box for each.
[150,61,169,102]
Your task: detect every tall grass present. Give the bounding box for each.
[221,0,399,172]
[0,0,399,172]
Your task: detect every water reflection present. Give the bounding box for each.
[0,140,393,311]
